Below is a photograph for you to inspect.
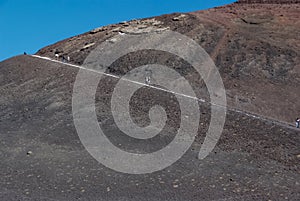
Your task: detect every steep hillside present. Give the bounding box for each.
[0,55,299,200]
[36,2,300,123]
[1,1,300,200]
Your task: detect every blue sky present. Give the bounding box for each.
[0,0,235,61]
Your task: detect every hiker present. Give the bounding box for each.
[61,55,66,62]
[23,52,27,55]
[296,118,300,128]
[145,69,152,85]
[67,56,70,62]
[145,76,151,84]
[55,54,59,60]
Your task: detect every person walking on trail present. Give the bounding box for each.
[145,69,152,85]
[296,118,300,128]
[145,76,151,85]
[55,54,59,60]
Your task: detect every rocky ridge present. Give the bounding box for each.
[237,0,300,3]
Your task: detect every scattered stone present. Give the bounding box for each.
[80,42,96,51]
[172,14,187,21]
[82,43,95,49]
[107,38,118,43]
[90,27,106,34]
[54,48,63,54]
[141,18,163,26]
[26,151,33,155]
[120,26,169,34]
[112,27,121,32]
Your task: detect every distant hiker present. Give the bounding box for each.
[55,54,59,60]
[67,56,70,62]
[296,118,300,128]
[61,55,66,62]
[145,76,151,85]
[145,69,152,85]
[23,52,27,55]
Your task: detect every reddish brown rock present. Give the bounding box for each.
[237,0,300,3]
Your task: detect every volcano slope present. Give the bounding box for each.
[1,1,300,201]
